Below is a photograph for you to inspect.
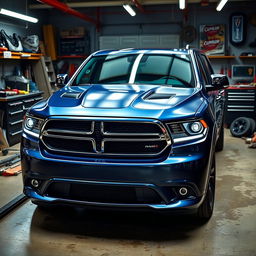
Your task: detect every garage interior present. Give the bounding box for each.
[0,0,256,256]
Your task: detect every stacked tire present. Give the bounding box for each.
[230,117,256,137]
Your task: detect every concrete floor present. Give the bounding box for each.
[0,174,23,207]
[0,143,22,208]
[0,129,255,256]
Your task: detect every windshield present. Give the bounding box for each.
[73,53,195,88]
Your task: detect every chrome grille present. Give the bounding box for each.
[40,118,170,157]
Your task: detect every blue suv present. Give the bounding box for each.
[21,48,228,219]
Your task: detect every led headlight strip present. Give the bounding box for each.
[167,119,208,143]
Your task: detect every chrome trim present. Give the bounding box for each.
[228,95,254,98]
[173,129,207,143]
[102,120,164,138]
[41,141,97,156]
[228,99,255,101]
[102,132,162,137]
[10,130,22,136]
[42,132,95,141]
[227,105,254,108]
[46,127,93,136]
[103,137,166,142]
[23,127,40,138]
[228,92,255,95]
[227,92,254,95]
[227,109,254,112]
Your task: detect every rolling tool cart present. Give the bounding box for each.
[224,85,256,127]
[0,92,43,146]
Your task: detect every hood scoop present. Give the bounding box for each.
[61,92,83,99]
[144,92,175,100]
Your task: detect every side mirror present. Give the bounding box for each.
[206,74,229,91]
[56,74,69,88]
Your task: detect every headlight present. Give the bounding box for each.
[26,118,36,129]
[167,120,208,143]
[23,116,44,137]
[183,121,203,135]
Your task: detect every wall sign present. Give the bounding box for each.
[200,24,225,55]
[230,13,247,46]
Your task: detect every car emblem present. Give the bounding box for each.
[93,121,104,153]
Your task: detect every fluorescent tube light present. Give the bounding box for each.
[216,0,228,11]
[0,8,38,23]
[123,4,136,17]
[179,0,186,10]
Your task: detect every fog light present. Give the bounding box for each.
[179,187,188,196]
[31,179,39,188]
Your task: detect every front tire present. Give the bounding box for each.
[216,120,224,152]
[197,156,216,220]
[32,200,54,210]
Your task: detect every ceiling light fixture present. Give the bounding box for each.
[179,0,186,10]
[216,0,228,11]
[123,4,136,17]
[0,8,38,23]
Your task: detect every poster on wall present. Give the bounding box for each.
[199,24,225,55]
[230,13,246,46]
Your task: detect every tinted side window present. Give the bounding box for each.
[201,54,214,75]
[196,54,208,85]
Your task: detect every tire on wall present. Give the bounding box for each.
[230,117,255,137]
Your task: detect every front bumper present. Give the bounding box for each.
[21,133,213,211]
[25,187,202,211]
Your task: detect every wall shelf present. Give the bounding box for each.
[208,55,236,59]
[0,51,42,60]
[57,55,88,59]
[239,56,256,59]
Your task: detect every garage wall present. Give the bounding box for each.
[42,1,255,80]
[1,1,256,56]
[45,4,183,53]
[0,0,46,88]
[0,1,46,37]
[1,0,255,81]
[43,2,256,52]
[99,35,180,49]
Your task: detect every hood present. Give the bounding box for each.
[31,84,205,121]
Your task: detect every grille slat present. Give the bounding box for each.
[41,119,170,158]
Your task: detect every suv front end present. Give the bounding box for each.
[21,48,226,219]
